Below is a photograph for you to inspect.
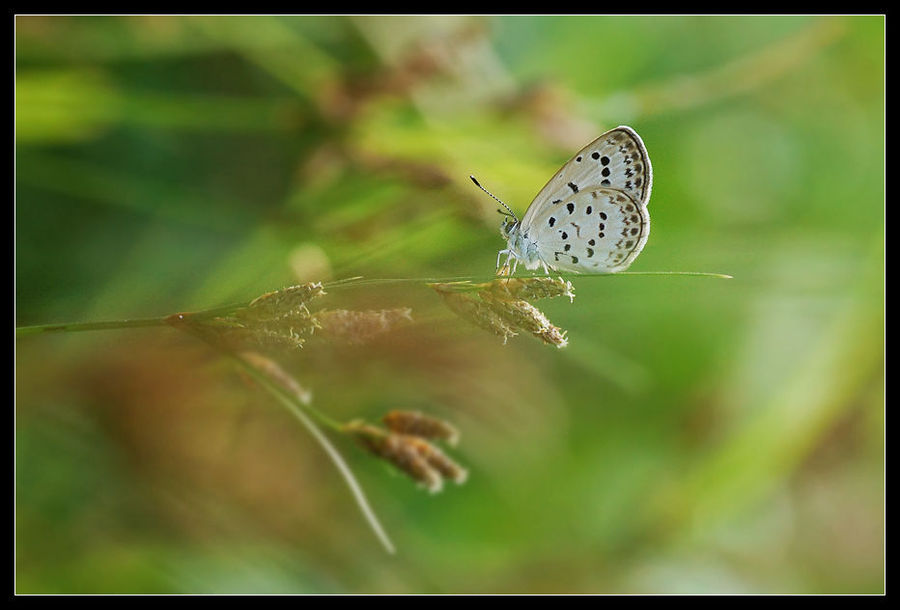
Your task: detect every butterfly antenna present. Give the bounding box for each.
[470,176,518,221]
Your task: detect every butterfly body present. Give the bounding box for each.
[496,126,652,274]
[498,219,541,270]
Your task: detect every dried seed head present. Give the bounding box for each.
[484,276,575,303]
[482,295,551,335]
[245,327,310,350]
[480,295,568,347]
[221,324,315,353]
[344,421,443,493]
[434,289,517,343]
[242,282,327,321]
[404,436,468,484]
[313,308,413,344]
[534,324,569,349]
[168,315,310,353]
[382,410,460,446]
[432,279,572,347]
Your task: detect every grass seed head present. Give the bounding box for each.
[534,324,569,349]
[344,421,443,493]
[484,276,575,303]
[313,308,413,344]
[403,436,468,484]
[434,289,518,343]
[242,282,327,321]
[382,410,460,446]
[432,279,572,347]
[482,295,551,335]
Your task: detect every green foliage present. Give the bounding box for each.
[16,15,883,593]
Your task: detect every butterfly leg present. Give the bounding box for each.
[496,248,509,271]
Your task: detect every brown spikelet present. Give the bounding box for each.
[242,282,327,321]
[245,327,310,350]
[534,323,569,349]
[483,276,575,303]
[205,320,314,353]
[344,421,443,493]
[432,278,572,347]
[481,294,549,334]
[167,283,330,354]
[313,308,413,344]
[403,436,468,484]
[382,410,460,446]
[167,313,310,353]
[433,288,517,343]
[480,294,568,348]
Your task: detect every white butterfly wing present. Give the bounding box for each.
[520,126,652,231]
[524,187,650,273]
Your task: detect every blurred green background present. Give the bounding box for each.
[15,15,884,593]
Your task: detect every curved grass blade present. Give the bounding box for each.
[232,353,396,555]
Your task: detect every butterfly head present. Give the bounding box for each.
[499,213,518,240]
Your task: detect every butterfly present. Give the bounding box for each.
[472,126,652,275]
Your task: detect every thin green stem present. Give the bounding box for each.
[324,270,733,290]
[231,353,396,555]
[613,271,734,279]
[15,317,170,337]
[236,356,343,433]
[15,302,249,339]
